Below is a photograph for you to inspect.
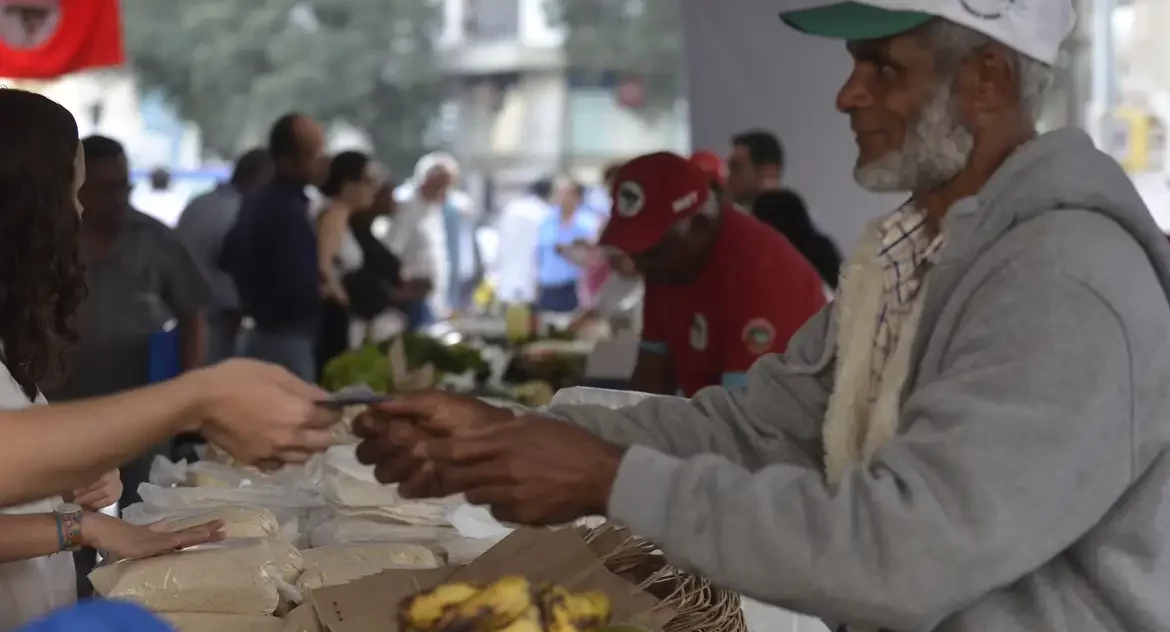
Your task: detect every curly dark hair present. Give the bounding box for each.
[0,89,87,401]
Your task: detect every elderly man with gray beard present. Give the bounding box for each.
[352,1,1170,630]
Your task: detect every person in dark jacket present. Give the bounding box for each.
[221,113,328,381]
[752,189,842,290]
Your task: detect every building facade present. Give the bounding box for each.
[435,0,689,207]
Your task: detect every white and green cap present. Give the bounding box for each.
[779,0,1075,65]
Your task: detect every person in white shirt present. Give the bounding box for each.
[490,178,553,304]
[392,153,480,319]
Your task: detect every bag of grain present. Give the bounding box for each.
[307,512,457,548]
[319,446,455,522]
[298,542,439,568]
[162,613,285,632]
[89,539,304,615]
[282,604,323,632]
[297,542,441,594]
[131,483,323,547]
[122,503,302,547]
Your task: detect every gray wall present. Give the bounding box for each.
[679,0,903,252]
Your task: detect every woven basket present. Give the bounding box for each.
[584,525,747,632]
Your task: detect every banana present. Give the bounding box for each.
[493,606,544,632]
[401,582,482,631]
[437,576,536,632]
[537,584,611,632]
[403,578,611,632]
[564,591,611,630]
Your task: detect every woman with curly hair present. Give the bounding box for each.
[0,89,224,630]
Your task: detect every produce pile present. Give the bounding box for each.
[321,333,487,393]
[321,331,558,408]
[401,576,611,632]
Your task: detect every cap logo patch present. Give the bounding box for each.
[672,191,699,214]
[959,0,1013,20]
[690,313,708,351]
[616,181,645,218]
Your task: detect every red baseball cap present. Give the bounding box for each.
[689,150,727,187]
[600,152,711,255]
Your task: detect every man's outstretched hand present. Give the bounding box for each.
[353,390,626,525]
[353,390,516,492]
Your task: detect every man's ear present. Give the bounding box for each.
[966,43,1017,118]
[760,163,782,182]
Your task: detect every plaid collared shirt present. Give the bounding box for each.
[870,202,944,400]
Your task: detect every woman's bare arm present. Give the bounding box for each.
[0,378,200,507]
[317,206,351,300]
[0,360,337,508]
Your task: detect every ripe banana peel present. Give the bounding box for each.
[400,576,613,632]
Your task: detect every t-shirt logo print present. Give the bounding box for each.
[615,181,645,218]
[0,0,60,50]
[742,317,776,355]
[689,313,708,351]
[959,0,1014,20]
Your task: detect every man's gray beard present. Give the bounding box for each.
[854,82,975,193]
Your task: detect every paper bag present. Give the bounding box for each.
[310,528,670,632]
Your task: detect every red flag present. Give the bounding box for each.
[0,0,124,79]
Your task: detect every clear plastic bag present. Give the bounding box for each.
[162,612,285,632]
[89,539,304,615]
[148,455,189,487]
[318,447,456,523]
[137,482,323,512]
[307,512,458,549]
[122,505,283,540]
[148,455,319,490]
[298,542,440,569]
[127,484,321,548]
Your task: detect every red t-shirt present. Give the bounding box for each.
[641,210,827,396]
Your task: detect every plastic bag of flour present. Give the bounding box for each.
[89,539,304,615]
[131,505,281,538]
[307,512,458,548]
[296,542,441,594]
[121,503,302,547]
[318,447,456,523]
[282,604,324,632]
[298,542,440,569]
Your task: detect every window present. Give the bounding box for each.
[464,0,519,40]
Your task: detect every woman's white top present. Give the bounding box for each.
[0,362,74,630]
[337,226,364,274]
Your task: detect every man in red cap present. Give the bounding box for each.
[603,152,826,395]
[689,150,727,202]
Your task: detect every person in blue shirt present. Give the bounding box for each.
[535,177,602,313]
[18,600,172,631]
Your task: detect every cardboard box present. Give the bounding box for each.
[310,527,673,632]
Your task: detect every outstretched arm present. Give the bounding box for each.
[0,361,336,508]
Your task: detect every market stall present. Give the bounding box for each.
[90,391,748,632]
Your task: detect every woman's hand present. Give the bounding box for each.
[82,514,225,560]
[68,470,122,511]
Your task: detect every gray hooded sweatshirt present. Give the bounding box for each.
[548,129,1170,631]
